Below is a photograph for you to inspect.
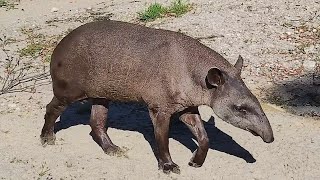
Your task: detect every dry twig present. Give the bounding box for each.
[0,36,50,95]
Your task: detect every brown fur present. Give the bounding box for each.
[40,20,274,174]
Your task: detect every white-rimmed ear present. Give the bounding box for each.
[205,67,225,89]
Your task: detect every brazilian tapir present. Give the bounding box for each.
[40,20,274,174]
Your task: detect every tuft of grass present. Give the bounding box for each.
[18,27,64,62]
[168,0,191,16]
[38,162,50,177]
[19,43,44,58]
[138,0,192,22]
[0,0,17,9]
[138,3,168,22]
[0,0,8,7]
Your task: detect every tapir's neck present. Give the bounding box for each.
[194,87,212,107]
[180,41,236,107]
[187,68,213,107]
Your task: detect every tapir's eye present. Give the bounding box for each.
[234,105,248,114]
[239,108,247,114]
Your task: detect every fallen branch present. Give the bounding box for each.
[195,34,224,40]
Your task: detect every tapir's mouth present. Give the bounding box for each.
[246,128,259,136]
[245,127,274,143]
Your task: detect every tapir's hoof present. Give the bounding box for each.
[160,162,180,174]
[40,134,56,146]
[103,146,127,157]
[188,161,202,168]
[188,149,204,168]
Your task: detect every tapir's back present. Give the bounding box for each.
[50,20,232,103]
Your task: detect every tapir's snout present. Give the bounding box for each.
[248,117,274,143]
[247,127,274,143]
[262,117,274,143]
[258,121,274,143]
[262,130,274,143]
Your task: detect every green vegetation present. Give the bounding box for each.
[19,43,44,58]
[169,0,190,16]
[0,0,17,9]
[18,27,64,62]
[38,162,50,177]
[139,3,167,22]
[138,0,192,22]
[0,0,7,7]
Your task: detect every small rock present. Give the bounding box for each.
[280,34,287,39]
[286,31,293,36]
[8,103,17,108]
[303,60,316,72]
[312,29,317,33]
[87,7,92,10]
[299,29,304,33]
[304,45,317,54]
[51,7,59,12]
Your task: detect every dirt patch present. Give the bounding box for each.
[264,73,320,117]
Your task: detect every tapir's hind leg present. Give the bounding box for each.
[40,96,66,145]
[90,99,122,156]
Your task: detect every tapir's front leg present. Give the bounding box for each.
[180,113,209,167]
[148,107,180,174]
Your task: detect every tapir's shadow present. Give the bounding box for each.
[55,101,256,163]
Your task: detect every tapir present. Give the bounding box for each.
[40,20,274,174]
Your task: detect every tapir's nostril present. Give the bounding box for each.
[268,136,274,143]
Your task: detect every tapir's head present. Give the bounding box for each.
[205,55,274,143]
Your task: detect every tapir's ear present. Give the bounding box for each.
[205,68,225,89]
[235,55,244,72]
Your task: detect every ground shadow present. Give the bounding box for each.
[264,73,320,117]
[55,102,256,163]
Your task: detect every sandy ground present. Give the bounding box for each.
[0,0,320,179]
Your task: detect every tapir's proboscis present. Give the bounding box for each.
[41,20,274,174]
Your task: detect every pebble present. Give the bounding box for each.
[286,31,293,36]
[304,45,317,54]
[51,7,59,12]
[303,60,316,72]
[312,29,317,33]
[8,103,17,108]
[280,34,287,39]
